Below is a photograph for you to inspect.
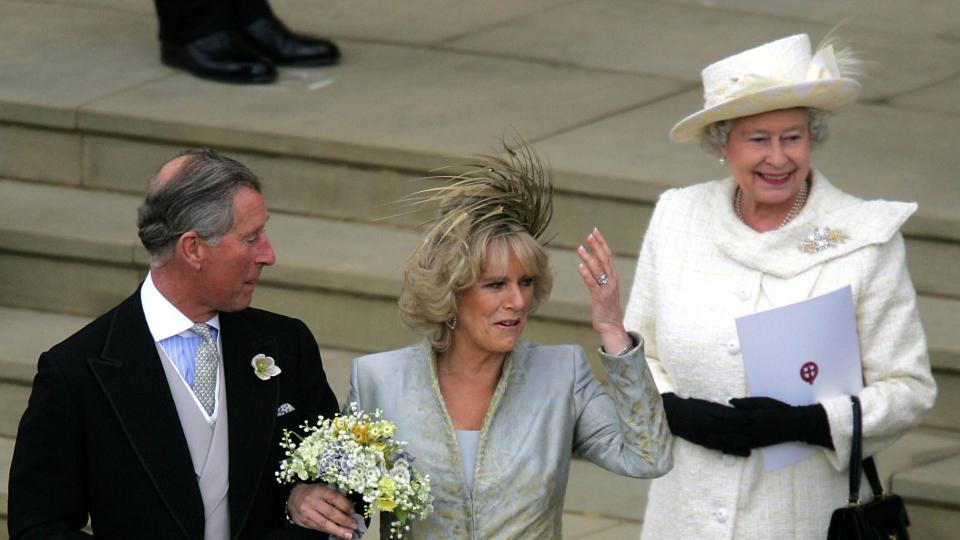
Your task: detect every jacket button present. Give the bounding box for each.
[715,508,729,523]
[737,288,751,301]
[727,340,740,355]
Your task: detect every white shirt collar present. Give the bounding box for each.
[141,272,220,343]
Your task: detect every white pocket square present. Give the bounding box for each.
[277,403,296,416]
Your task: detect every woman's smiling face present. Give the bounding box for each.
[722,107,811,217]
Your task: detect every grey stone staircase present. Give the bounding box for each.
[3,0,960,537]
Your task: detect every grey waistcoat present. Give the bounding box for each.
[157,345,231,540]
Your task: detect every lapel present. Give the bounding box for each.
[88,291,203,539]
[220,310,281,538]
[715,171,917,280]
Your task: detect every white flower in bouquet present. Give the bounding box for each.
[277,403,433,539]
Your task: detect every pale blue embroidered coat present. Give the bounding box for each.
[346,338,673,539]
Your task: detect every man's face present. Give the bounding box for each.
[197,187,276,313]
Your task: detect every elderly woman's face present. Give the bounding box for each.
[453,246,535,359]
[721,108,811,213]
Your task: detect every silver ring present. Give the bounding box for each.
[597,273,609,286]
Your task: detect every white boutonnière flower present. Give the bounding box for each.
[251,354,281,380]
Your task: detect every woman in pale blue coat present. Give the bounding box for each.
[346,144,672,539]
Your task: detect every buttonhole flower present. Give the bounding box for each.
[252,353,281,380]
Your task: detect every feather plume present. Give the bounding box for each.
[816,27,866,80]
[408,140,554,253]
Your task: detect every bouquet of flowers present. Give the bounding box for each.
[277,403,433,539]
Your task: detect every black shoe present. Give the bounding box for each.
[240,17,340,67]
[161,31,277,84]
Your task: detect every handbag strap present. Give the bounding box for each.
[847,395,863,504]
[864,456,885,497]
[848,396,887,504]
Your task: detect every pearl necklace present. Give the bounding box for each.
[735,179,809,230]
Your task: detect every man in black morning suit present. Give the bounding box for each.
[9,150,358,539]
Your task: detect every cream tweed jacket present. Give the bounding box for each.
[626,171,936,540]
[346,338,673,539]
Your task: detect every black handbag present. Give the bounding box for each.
[826,396,911,540]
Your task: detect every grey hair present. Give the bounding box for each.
[137,149,261,267]
[700,108,832,156]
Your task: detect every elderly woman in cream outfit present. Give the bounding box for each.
[628,34,936,539]
[342,144,672,539]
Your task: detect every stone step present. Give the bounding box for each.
[564,457,649,522]
[5,126,960,301]
[921,295,960,374]
[920,295,960,434]
[1,178,958,431]
[0,177,626,349]
[892,451,960,540]
[877,429,960,486]
[1,435,12,519]
[0,306,93,438]
[1,2,959,267]
[0,306,91,385]
[895,452,960,508]
[1,178,957,352]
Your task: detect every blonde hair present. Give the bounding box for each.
[397,141,554,352]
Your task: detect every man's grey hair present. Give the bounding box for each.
[137,149,262,267]
[700,108,832,156]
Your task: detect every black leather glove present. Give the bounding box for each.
[661,392,752,456]
[728,396,833,449]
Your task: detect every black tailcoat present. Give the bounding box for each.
[9,290,340,539]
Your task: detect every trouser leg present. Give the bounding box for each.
[232,0,275,27]
[153,0,275,44]
[153,0,228,44]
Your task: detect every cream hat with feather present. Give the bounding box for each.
[670,33,862,143]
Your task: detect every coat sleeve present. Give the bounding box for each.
[344,357,361,414]
[623,190,675,394]
[294,319,341,421]
[8,351,94,539]
[820,232,937,470]
[275,320,344,540]
[571,339,673,478]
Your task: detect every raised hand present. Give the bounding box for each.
[576,227,632,355]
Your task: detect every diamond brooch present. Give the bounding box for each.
[800,227,847,253]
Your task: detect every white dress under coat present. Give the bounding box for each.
[625,171,936,540]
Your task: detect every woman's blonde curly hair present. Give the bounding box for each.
[398,141,555,353]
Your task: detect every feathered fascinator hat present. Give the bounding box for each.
[410,140,554,253]
[398,140,555,350]
[670,33,863,142]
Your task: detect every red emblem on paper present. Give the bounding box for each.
[800,362,819,385]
